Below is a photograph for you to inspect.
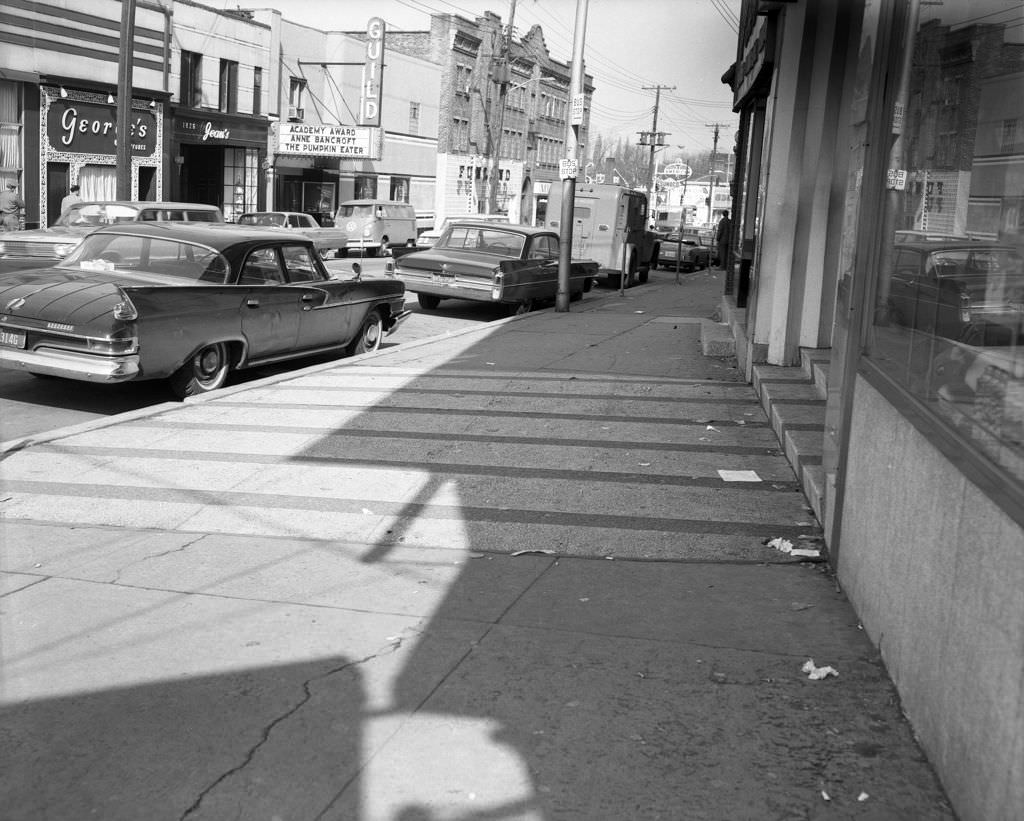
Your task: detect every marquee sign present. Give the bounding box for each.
[277,124,382,159]
[45,98,157,157]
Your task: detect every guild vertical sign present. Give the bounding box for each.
[360,17,385,127]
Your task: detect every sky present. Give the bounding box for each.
[231,0,742,154]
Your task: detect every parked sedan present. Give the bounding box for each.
[881,241,1024,345]
[0,222,408,398]
[0,201,224,273]
[389,221,598,315]
[655,228,711,271]
[236,211,348,257]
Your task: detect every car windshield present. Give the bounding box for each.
[338,204,374,219]
[439,226,526,256]
[57,233,231,283]
[238,213,286,226]
[58,204,143,228]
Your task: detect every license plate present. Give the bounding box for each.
[0,329,26,349]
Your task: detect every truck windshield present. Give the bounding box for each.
[338,204,374,219]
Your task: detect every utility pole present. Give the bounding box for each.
[555,0,589,312]
[640,85,673,209]
[705,121,730,225]
[485,0,517,215]
[115,0,137,199]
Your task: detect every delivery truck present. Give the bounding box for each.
[546,183,660,287]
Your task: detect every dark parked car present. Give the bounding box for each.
[389,221,598,315]
[0,222,408,398]
[881,241,1024,346]
[655,228,711,271]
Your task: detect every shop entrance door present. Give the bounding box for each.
[180,144,222,207]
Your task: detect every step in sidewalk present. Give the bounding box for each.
[751,349,831,530]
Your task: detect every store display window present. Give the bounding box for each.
[866,1,1024,493]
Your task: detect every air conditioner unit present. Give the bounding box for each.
[287,105,304,121]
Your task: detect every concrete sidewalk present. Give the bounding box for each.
[0,268,954,820]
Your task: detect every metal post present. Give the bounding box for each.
[116,0,137,200]
[556,0,589,312]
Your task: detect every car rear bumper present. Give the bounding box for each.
[387,309,412,332]
[399,278,496,303]
[0,346,141,382]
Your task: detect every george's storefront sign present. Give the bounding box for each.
[45,99,157,157]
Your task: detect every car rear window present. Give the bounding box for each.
[441,226,525,256]
[59,233,230,283]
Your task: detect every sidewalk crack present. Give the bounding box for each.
[109,534,208,584]
[179,638,405,821]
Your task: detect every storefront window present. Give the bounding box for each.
[354,176,377,200]
[222,147,258,222]
[867,1,1024,484]
[389,176,409,202]
[78,165,116,202]
[0,81,22,188]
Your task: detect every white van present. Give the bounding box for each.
[335,200,417,257]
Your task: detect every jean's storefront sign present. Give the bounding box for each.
[276,124,383,160]
[173,114,266,148]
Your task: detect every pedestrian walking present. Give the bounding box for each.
[1,181,24,231]
[60,184,82,215]
[715,210,731,270]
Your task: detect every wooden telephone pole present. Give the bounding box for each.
[485,0,517,214]
[641,85,674,207]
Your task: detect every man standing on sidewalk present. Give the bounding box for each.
[60,184,82,215]
[715,210,731,270]
[1,181,24,231]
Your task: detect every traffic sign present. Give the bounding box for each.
[571,94,585,125]
[559,158,578,180]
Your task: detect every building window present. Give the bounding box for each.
[452,117,469,152]
[180,51,202,108]
[253,67,262,116]
[219,59,237,114]
[455,64,472,96]
[865,6,1024,505]
[288,77,306,120]
[0,81,23,190]
[1001,118,1019,153]
[409,102,420,135]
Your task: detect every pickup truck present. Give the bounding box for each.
[236,211,348,258]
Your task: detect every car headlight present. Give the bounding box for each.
[54,241,81,257]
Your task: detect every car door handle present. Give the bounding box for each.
[246,298,260,308]
[301,293,318,302]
